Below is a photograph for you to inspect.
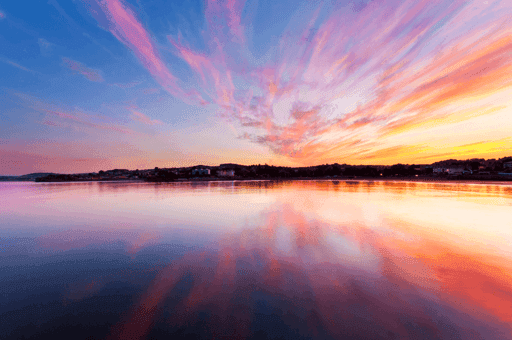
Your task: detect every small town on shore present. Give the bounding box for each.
[2,156,511,183]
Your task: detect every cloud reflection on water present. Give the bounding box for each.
[1,180,512,339]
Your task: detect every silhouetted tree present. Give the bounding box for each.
[390,164,407,176]
[470,161,481,171]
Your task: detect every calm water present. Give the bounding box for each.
[1,180,512,339]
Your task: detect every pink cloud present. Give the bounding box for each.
[42,107,138,135]
[92,0,202,103]
[168,38,235,107]
[131,110,163,125]
[205,0,246,44]
[16,92,139,135]
[62,57,104,82]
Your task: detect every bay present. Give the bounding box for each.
[1,180,511,339]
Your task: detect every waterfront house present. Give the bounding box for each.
[446,167,464,175]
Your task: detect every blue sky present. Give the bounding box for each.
[1,0,512,175]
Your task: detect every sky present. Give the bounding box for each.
[1,0,512,175]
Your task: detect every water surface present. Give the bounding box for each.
[1,180,512,339]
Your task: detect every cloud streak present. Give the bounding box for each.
[130,110,162,126]
[17,93,139,135]
[89,0,202,102]
[1,58,34,73]
[62,57,104,82]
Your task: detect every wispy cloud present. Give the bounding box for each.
[89,0,201,102]
[40,107,135,135]
[62,57,104,82]
[16,93,138,135]
[130,110,163,125]
[111,80,143,89]
[0,10,5,20]
[0,58,34,73]
[38,38,54,56]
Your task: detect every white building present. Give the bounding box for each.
[446,167,464,175]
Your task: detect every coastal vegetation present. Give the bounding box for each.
[30,156,512,182]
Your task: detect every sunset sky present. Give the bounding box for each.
[1,0,512,175]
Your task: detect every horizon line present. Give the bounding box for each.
[2,155,511,177]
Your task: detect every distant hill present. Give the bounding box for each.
[0,173,56,182]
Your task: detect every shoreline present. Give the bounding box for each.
[25,176,512,186]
